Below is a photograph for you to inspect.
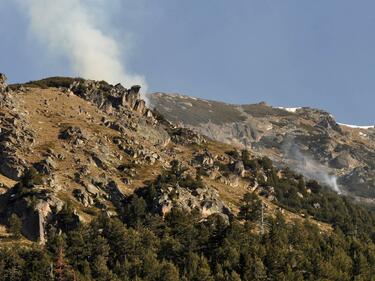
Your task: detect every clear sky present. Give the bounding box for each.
[0,0,374,125]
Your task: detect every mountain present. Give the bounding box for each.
[0,74,375,280]
[150,92,375,203]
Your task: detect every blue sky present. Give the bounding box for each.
[0,0,374,124]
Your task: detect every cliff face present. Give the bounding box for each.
[150,92,375,202]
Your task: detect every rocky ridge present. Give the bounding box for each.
[150,93,375,202]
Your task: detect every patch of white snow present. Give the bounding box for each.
[337,123,374,129]
[276,107,302,113]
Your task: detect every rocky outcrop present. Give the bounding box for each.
[0,73,7,93]
[122,85,141,109]
[34,157,57,175]
[233,160,246,177]
[59,126,89,145]
[70,80,151,117]
[169,127,206,145]
[192,150,216,167]
[329,152,357,169]
[2,184,64,243]
[156,184,231,220]
[0,113,35,180]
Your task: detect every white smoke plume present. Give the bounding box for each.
[16,0,147,93]
[282,139,342,194]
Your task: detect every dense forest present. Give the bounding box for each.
[1,154,375,281]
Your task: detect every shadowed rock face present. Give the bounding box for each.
[150,92,375,201]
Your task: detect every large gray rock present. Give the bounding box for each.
[155,180,231,220]
[193,150,215,167]
[0,158,25,180]
[125,85,141,109]
[233,160,245,177]
[70,80,149,116]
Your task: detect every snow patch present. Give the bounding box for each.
[276,107,302,113]
[337,123,374,129]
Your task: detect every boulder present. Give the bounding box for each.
[156,181,231,220]
[193,150,215,167]
[329,152,356,169]
[233,160,245,177]
[103,101,114,115]
[0,158,25,180]
[34,157,57,175]
[73,189,94,207]
[59,126,88,145]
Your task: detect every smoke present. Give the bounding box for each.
[282,139,342,194]
[16,0,148,93]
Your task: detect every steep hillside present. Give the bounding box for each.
[0,74,375,280]
[0,75,336,241]
[150,93,375,203]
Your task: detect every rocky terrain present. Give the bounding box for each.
[150,93,375,202]
[0,72,373,245]
[0,74,341,244]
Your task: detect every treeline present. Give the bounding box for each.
[1,204,375,281]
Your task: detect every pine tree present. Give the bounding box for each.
[238,193,262,222]
[159,261,180,281]
[54,245,74,281]
[91,255,113,281]
[226,271,241,281]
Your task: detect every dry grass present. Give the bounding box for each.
[0,174,16,189]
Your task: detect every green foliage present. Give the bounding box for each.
[214,161,231,175]
[258,156,273,171]
[0,205,375,280]
[22,167,43,187]
[155,160,205,192]
[238,193,262,222]
[9,213,22,239]
[16,77,83,89]
[241,149,258,171]
[225,150,240,159]
[11,167,44,201]
[1,158,375,280]
[55,203,80,233]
